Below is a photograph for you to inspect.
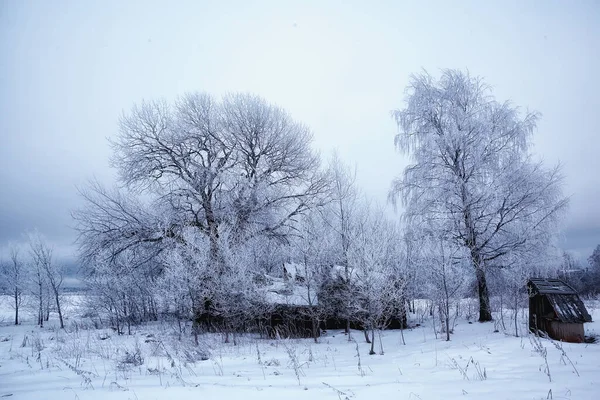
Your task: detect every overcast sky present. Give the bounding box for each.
[1,0,599,262]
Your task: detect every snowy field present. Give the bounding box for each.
[1,295,599,400]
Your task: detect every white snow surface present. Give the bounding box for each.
[1,295,599,400]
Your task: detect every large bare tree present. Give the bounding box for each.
[74,92,329,324]
[390,70,567,322]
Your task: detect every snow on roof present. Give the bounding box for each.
[283,263,304,281]
[528,278,577,295]
[263,262,388,307]
[528,278,592,323]
[330,264,359,280]
[545,294,592,323]
[263,275,317,307]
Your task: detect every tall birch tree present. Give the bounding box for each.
[390,70,567,321]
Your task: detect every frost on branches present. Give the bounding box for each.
[390,70,567,322]
[73,93,329,332]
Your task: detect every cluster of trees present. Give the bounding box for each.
[61,70,568,342]
[560,245,600,297]
[70,92,405,341]
[0,232,66,328]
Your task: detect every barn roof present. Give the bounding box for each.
[528,278,592,323]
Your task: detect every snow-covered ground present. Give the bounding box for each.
[1,295,599,400]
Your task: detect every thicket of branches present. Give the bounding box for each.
[0,232,67,328]
[560,246,600,297]
[18,70,566,343]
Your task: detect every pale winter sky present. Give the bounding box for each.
[1,0,599,262]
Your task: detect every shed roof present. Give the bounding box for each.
[545,293,592,323]
[528,278,592,323]
[528,278,577,295]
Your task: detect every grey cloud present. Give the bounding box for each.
[1,1,598,261]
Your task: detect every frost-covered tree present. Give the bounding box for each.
[326,153,358,270]
[320,153,360,335]
[348,207,403,354]
[1,245,27,325]
[28,232,66,329]
[586,245,600,294]
[76,92,327,263]
[390,70,567,322]
[563,245,600,297]
[74,181,169,269]
[291,211,337,342]
[85,247,160,334]
[74,93,329,325]
[183,229,266,344]
[589,245,600,271]
[416,227,467,341]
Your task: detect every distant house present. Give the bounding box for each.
[261,263,319,339]
[261,262,409,338]
[527,278,592,343]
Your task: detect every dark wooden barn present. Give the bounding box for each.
[527,278,592,343]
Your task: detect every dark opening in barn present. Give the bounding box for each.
[527,278,592,343]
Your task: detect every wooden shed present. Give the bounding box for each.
[527,278,592,343]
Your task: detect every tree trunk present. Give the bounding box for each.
[400,317,406,345]
[463,183,492,322]
[445,306,450,342]
[343,258,352,341]
[312,317,319,343]
[499,293,506,331]
[431,304,437,339]
[443,274,451,341]
[439,304,445,333]
[363,328,371,343]
[475,266,492,322]
[206,208,223,274]
[192,212,222,328]
[38,281,43,328]
[44,291,51,321]
[14,289,19,325]
[369,328,376,355]
[514,292,519,337]
[346,317,352,342]
[54,291,64,329]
